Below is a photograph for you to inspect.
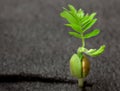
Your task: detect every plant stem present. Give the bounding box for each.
[81,34,85,48]
[78,78,84,87]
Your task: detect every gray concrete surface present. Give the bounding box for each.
[0,0,120,91]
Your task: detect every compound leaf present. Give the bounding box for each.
[84,29,100,38]
[60,10,78,24]
[77,9,84,18]
[65,24,82,33]
[70,54,82,78]
[83,19,97,32]
[68,4,77,14]
[85,45,106,57]
[68,32,82,38]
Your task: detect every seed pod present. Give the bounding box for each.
[70,54,90,79]
[70,54,82,78]
[82,55,90,78]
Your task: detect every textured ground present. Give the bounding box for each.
[0,0,120,91]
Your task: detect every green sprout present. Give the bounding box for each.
[60,4,106,87]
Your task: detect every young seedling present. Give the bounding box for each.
[60,4,106,87]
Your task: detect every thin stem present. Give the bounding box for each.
[78,78,84,87]
[81,33,85,48]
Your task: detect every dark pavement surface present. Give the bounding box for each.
[0,0,120,91]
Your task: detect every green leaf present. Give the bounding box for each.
[77,9,84,18]
[60,5,101,43]
[89,13,96,20]
[65,24,82,33]
[82,13,96,24]
[70,54,82,78]
[83,19,97,32]
[81,13,96,32]
[81,15,90,26]
[80,14,89,23]
[60,10,78,24]
[77,47,88,53]
[68,32,82,38]
[68,4,77,14]
[86,49,97,53]
[85,45,106,57]
[84,29,100,38]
